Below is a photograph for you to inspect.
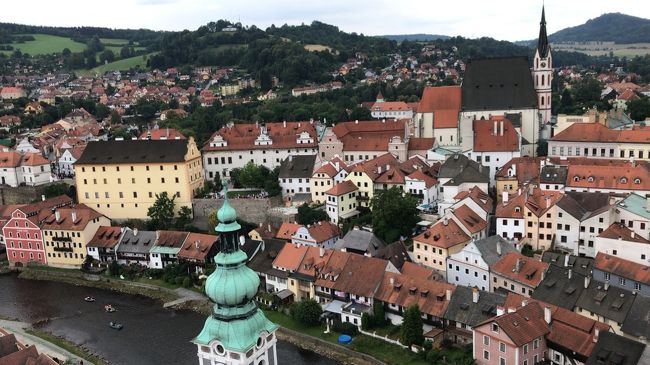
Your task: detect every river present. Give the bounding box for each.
[0,275,339,365]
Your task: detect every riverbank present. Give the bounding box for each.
[9,267,420,365]
[0,318,98,365]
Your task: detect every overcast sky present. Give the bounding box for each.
[2,0,649,41]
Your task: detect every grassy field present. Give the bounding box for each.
[99,38,130,45]
[552,42,650,57]
[0,34,86,55]
[78,53,154,76]
[26,328,109,365]
[304,44,337,54]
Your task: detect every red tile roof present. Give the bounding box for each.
[414,218,470,249]
[408,138,435,151]
[472,117,519,152]
[177,233,218,262]
[315,250,350,287]
[306,221,340,243]
[495,157,544,184]
[452,204,487,234]
[375,166,407,185]
[88,226,123,248]
[406,169,438,188]
[496,191,526,219]
[598,223,650,244]
[0,152,21,168]
[400,261,436,280]
[273,243,308,271]
[325,180,358,196]
[139,128,186,140]
[41,204,104,231]
[20,152,48,167]
[552,123,650,144]
[417,86,461,129]
[525,188,563,217]
[487,302,550,346]
[566,162,650,191]
[454,186,493,214]
[276,223,302,240]
[325,254,388,298]
[332,119,407,152]
[295,246,332,277]
[371,101,411,112]
[594,252,650,285]
[491,252,549,288]
[155,230,190,248]
[375,272,454,317]
[203,121,318,151]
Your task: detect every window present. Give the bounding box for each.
[604,272,610,281]
[499,342,506,353]
[619,277,626,286]
[491,323,499,333]
[499,358,506,365]
[483,336,490,346]
[483,350,489,360]
[533,338,539,349]
[635,282,641,291]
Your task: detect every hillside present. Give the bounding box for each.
[379,34,450,42]
[549,13,650,43]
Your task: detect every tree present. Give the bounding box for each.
[147,192,176,230]
[370,187,419,243]
[349,106,371,121]
[289,299,322,326]
[99,49,115,64]
[296,204,328,225]
[238,161,264,188]
[400,304,424,346]
[628,97,650,121]
[95,103,110,119]
[175,206,193,229]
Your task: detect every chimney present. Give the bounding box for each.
[443,217,448,226]
[319,247,325,258]
[472,287,479,303]
[515,258,522,272]
[54,210,60,222]
[502,191,509,205]
[446,288,452,301]
[496,306,505,316]
[283,120,287,128]
[389,277,395,285]
[564,254,570,267]
[195,241,199,249]
[41,195,46,201]
[604,281,610,291]
[496,241,502,256]
[546,196,551,209]
[500,120,504,136]
[508,307,516,313]
[71,210,77,222]
[493,120,497,135]
[355,120,359,124]
[133,228,139,236]
[594,328,600,343]
[544,306,552,324]
[632,231,636,239]
[584,276,591,289]
[521,299,528,307]
[568,269,572,279]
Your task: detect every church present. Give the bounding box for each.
[416,6,552,156]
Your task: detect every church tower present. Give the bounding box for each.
[193,186,278,365]
[533,5,552,127]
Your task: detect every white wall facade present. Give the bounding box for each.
[21,164,51,186]
[468,150,521,186]
[595,236,650,265]
[548,140,650,161]
[58,149,77,177]
[280,177,311,198]
[0,167,20,187]
[496,217,524,241]
[446,242,491,291]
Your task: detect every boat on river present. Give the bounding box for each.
[104,304,116,312]
[84,296,95,302]
[109,321,123,330]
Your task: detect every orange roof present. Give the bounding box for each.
[314,250,350,288]
[375,166,407,185]
[0,151,21,168]
[552,123,650,144]
[594,252,650,285]
[495,156,544,184]
[324,254,388,297]
[408,138,434,151]
[41,204,104,231]
[332,119,407,152]
[400,261,435,280]
[375,272,454,317]
[306,221,340,242]
[371,101,411,112]
[566,162,650,191]
[139,128,187,140]
[88,226,123,248]
[525,188,563,217]
[350,153,401,181]
[414,218,470,249]
[273,243,308,271]
[20,152,48,166]
[452,204,487,234]
[406,169,438,188]
[491,252,549,288]
[496,191,526,218]
[598,223,650,244]
[177,233,218,261]
[203,121,318,151]
[313,163,338,178]
[417,86,461,129]
[295,246,332,277]
[454,186,493,213]
[276,222,302,240]
[473,117,519,152]
[325,180,358,196]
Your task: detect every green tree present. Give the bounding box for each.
[147,192,176,230]
[349,106,371,121]
[400,304,424,346]
[628,97,650,121]
[99,49,115,64]
[238,161,264,188]
[95,103,110,119]
[110,110,121,124]
[296,204,328,225]
[289,299,322,326]
[370,186,419,243]
[175,206,193,229]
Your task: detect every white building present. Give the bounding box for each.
[548,123,650,161]
[57,147,83,177]
[370,101,413,119]
[466,117,521,186]
[290,221,340,249]
[446,236,516,291]
[324,180,359,224]
[615,193,650,241]
[595,223,650,265]
[405,170,438,207]
[555,192,613,257]
[278,155,316,200]
[495,191,525,241]
[20,153,52,186]
[202,121,320,178]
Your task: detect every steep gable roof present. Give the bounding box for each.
[417,86,461,129]
[594,252,650,286]
[492,252,549,288]
[414,218,471,249]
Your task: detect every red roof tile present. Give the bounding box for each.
[325,180,358,196]
[473,116,519,152]
[375,272,454,317]
[276,223,302,240]
[452,204,487,234]
[492,252,549,288]
[177,233,217,262]
[414,218,470,249]
[306,221,340,243]
[88,226,123,248]
[417,86,461,129]
[203,121,318,151]
[552,123,650,144]
[594,252,650,285]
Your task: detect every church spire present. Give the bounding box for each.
[537,5,550,58]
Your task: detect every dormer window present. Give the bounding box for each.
[573,176,580,182]
[635,178,641,184]
[620,177,627,184]
[514,206,521,213]
[587,176,594,182]
[492,323,499,333]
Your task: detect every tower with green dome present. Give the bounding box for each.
[193,185,279,365]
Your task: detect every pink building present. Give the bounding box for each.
[2,195,73,266]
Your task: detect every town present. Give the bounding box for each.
[2,4,650,365]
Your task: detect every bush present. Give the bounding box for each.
[361,313,370,330]
[332,321,359,336]
[289,299,322,326]
[174,276,185,286]
[182,277,192,288]
[108,261,120,277]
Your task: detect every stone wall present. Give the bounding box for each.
[192,197,279,230]
[0,181,74,205]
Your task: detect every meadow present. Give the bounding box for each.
[0,34,86,55]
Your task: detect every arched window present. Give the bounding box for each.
[574,176,580,182]
[620,177,628,184]
[587,176,594,182]
[635,178,641,184]
[541,74,545,86]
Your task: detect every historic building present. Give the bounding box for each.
[533,6,552,128]
[193,189,279,365]
[74,138,204,220]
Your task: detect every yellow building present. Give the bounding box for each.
[75,138,204,220]
[346,166,374,208]
[413,217,471,272]
[522,188,562,251]
[42,204,110,268]
[220,84,240,96]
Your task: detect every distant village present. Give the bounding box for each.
[2,7,650,365]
